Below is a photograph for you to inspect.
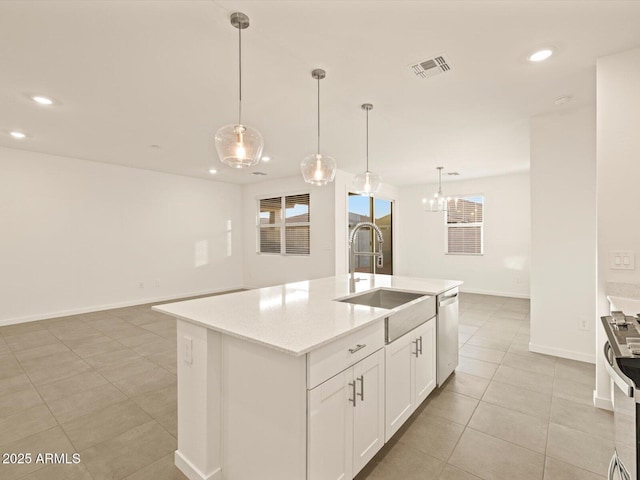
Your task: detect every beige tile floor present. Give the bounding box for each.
[0,292,247,480]
[0,291,606,480]
[356,292,609,480]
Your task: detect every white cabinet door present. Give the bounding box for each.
[413,319,436,407]
[308,369,354,480]
[352,349,385,475]
[385,318,437,442]
[384,330,416,441]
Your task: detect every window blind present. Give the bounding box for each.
[260,197,282,225]
[259,226,281,253]
[285,226,310,255]
[258,194,310,255]
[447,225,482,254]
[446,196,484,254]
[285,194,310,223]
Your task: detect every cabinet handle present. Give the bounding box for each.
[412,340,419,358]
[418,336,423,356]
[348,344,366,354]
[349,381,357,407]
[356,375,364,401]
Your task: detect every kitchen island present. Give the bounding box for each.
[153,274,462,480]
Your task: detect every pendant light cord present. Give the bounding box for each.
[317,76,320,155]
[238,24,242,125]
[365,108,369,172]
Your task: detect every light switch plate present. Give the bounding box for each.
[610,251,635,270]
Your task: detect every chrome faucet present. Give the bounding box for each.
[349,222,384,293]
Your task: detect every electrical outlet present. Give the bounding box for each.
[155,280,160,287]
[184,336,193,364]
[138,282,144,289]
[515,277,521,284]
[578,318,589,331]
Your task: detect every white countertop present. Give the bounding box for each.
[153,274,462,356]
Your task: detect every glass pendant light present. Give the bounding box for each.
[424,166,451,212]
[301,69,336,186]
[353,103,381,196]
[214,12,264,168]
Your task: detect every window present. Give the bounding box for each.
[258,194,310,255]
[446,195,483,255]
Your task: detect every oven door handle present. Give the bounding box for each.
[604,342,635,398]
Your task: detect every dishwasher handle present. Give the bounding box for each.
[439,293,458,308]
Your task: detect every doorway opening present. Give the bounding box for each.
[348,194,393,275]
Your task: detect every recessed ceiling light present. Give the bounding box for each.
[554,95,572,105]
[528,48,554,62]
[9,131,27,139]
[31,95,54,105]
[208,169,218,175]
[261,156,271,162]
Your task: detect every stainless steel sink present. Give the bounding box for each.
[337,288,436,343]
[337,288,426,309]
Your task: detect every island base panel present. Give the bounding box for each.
[175,319,307,480]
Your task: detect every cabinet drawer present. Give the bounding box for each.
[307,321,384,389]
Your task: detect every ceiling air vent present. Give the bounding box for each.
[410,54,452,79]
[252,171,267,176]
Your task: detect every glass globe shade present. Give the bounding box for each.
[214,123,264,168]
[353,171,382,196]
[301,153,336,186]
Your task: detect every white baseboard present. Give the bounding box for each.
[174,451,221,480]
[529,342,596,364]
[459,287,530,299]
[593,391,613,411]
[0,285,246,327]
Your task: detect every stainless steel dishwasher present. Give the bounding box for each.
[437,287,459,386]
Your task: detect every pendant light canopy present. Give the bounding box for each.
[301,69,336,186]
[353,103,381,196]
[214,12,264,169]
[424,166,450,212]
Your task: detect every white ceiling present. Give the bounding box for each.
[1,1,639,186]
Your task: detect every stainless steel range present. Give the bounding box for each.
[601,312,640,480]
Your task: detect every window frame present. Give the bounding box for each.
[444,193,484,256]
[256,192,311,256]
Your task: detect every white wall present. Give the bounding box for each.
[395,173,530,297]
[597,47,640,291]
[242,175,335,288]
[530,107,597,364]
[0,147,244,325]
[595,47,640,407]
